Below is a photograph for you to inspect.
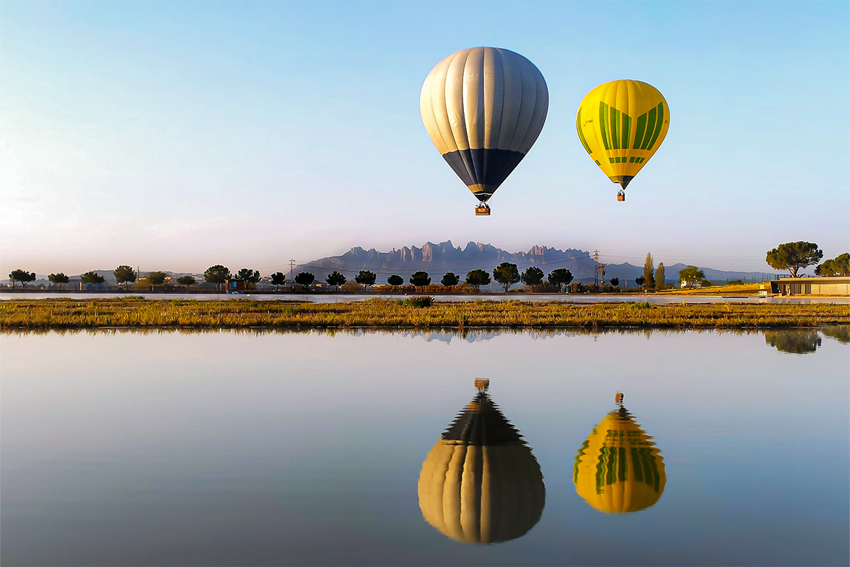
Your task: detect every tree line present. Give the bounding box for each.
[7,242,848,289]
[283,263,576,292]
[766,241,848,278]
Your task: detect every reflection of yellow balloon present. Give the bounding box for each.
[418,390,545,543]
[576,80,669,200]
[573,406,666,514]
[421,47,549,215]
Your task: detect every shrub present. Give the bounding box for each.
[396,295,433,308]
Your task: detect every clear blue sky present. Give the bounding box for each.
[1,0,848,275]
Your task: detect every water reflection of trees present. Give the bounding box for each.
[764,331,823,354]
[821,325,850,344]
[4,327,849,351]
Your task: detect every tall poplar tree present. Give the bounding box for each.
[643,253,655,290]
[655,263,665,291]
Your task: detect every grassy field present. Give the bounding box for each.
[661,283,766,296]
[1,297,848,329]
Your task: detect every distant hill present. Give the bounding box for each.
[294,241,780,284]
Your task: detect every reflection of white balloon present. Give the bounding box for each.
[420,47,549,213]
[418,389,545,543]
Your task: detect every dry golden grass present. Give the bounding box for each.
[1,297,848,329]
[662,283,765,296]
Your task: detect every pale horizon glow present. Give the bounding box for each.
[1,0,848,276]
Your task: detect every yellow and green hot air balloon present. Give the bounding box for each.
[418,381,545,543]
[576,80,669,201]
[573,397,666,514]
[420,47,549,216]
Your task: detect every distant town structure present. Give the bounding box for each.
[770,277,850,296]
[224,279,247,293]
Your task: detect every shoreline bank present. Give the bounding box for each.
[2,298,847,330]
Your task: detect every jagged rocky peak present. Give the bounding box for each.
[421,242,434,262]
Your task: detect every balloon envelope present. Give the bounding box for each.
[576,80,669,192]
[418,391,545,543]
[420,47,549,204]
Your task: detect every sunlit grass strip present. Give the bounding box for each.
[1,298,848,329]
[662,283,763,296]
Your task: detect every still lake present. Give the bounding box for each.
[1,328,848,566]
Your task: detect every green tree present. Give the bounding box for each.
[678,265,706,288]
[492,262,520,293]
[635,276,645,287]
[547,268,574,293]
[294,272,315,290]
[270,272,286,287]
[410,271,431,287]
[387,274,404,287]
[643,253,655,290]
[48,273,70,288]
[610,277,620,287]
[521,266,544,293]
[113,265,137,287]
[465,269,491,291]
[326,271,346,290]
[236,268,261,283]
[655,263,666,291]
[176,275,196,288]
[204,265,231,290]
[815,253,850,276]
[766,241,823,278]
[355,270,377,289]
[80,271,105,285]
[148,271,167,285]
[8,269,36,288]
[440,272,459,287]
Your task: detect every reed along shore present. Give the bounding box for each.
[1,298,848,330]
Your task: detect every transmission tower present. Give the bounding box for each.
[592,250,607,287]
[289,259,296,282]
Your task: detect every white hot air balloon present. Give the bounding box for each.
[420,47,549,215]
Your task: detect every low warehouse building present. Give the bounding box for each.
[770,277,850,296]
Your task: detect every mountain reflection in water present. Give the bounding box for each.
[418,379,545,544]
[574,394,666,514]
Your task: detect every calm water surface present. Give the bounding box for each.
[1,328,848,566]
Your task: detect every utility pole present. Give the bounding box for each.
[289,259,296,282]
